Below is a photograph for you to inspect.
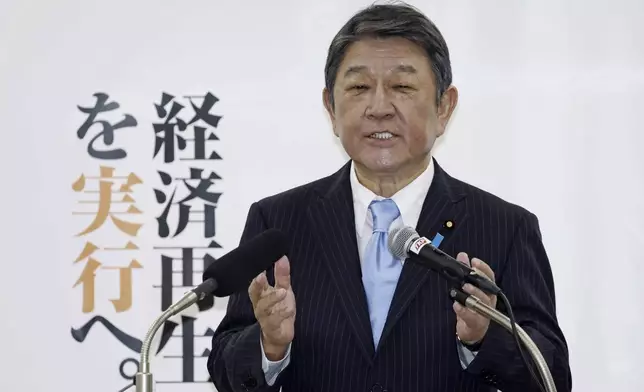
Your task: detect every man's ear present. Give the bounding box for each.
[436,85,458,137]
[322,87,338,136]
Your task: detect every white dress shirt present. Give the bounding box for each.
[260,159,477,385]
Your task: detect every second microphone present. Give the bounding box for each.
[388,226,502,296]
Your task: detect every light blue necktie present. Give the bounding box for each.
[362,198,403,348]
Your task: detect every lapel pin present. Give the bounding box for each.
[444,220,454,229]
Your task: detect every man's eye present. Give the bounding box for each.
[349,84,369,90]
[394,84,413,90]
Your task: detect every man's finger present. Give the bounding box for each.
[249,271,269,303]
[462,284,493,306]
[456,252,471,267]
[453,301,482,327]
[274,256,291,290]
[472,258,495,281]
[256,288,287,317]
[274,300,296,319]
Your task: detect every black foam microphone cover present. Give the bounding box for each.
[202,228,288,297]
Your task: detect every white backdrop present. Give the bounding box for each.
[1,0,643,391]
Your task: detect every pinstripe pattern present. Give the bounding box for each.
[208,159,572,392]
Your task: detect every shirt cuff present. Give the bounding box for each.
[260,336,292,386]
[456,338,479,369]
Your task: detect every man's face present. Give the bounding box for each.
[324,37,457,177]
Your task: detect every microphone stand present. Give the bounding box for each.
[134,280,217,392]
[449,288,557,392]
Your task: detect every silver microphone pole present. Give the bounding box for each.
[135,279,217,392]
[449,289,557,392]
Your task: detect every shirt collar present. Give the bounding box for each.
[350,158,435,233]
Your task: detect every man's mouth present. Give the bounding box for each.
[368,131,395,140]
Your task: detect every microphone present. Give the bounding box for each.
[389,226,557,392]
[135,228,288,392]
[388,226,502,295]
[165,228,289,319]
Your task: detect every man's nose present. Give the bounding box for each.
[365,84,395,120]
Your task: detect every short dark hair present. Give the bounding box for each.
[324,1,452,108]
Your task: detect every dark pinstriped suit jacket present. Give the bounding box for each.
[208,159,572,392]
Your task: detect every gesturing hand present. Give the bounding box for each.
[452,252,497,345]
[248,256,296,360]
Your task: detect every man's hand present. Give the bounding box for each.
[248,256,296,361]
[452,252,497,346]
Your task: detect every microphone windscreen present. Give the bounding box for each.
[202,229,288,297]
[388,226,419,259]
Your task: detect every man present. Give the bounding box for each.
[208,3,571,392]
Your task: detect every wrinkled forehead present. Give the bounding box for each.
[337,37,434,80]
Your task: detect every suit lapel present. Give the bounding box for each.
[377,160,469,351]
[307,162,376,363]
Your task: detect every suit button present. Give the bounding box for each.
[370,383,383,392]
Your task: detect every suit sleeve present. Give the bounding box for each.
[207,202,289,392]
[465,212,572,392]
